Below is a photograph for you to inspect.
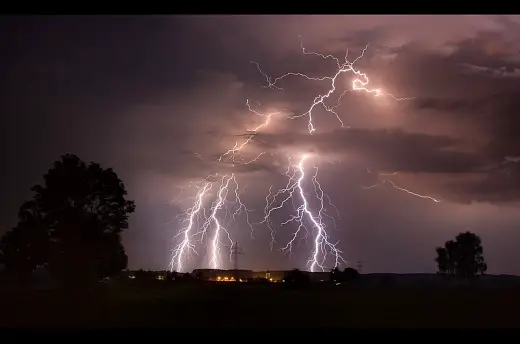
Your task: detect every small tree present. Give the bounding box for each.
[435,231,487,279]
[0,154,135,286]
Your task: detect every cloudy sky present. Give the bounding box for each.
[2,15,520,274]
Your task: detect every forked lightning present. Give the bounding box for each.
[170,36,440,273]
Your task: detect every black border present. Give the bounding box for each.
[0,328,519,338]
[2,7,520,336]
[1,3,519,15]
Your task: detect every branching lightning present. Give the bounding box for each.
[170,35,440,274]
[362,176,442,203]
[218,99,279,165]
[250,36,431,270]
[169,179,212,273]
[362,167,442,203]
[252,36,413,134]
[169,101,276,272]
[259,154,345,272]
[205,174,234,270]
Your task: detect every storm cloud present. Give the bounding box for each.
[2,15,520,274]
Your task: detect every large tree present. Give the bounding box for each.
[435,231,487,279]
[0,154,135,284]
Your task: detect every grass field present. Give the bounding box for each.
[1,280,520,328]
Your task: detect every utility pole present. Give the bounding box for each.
[230,242,244,280]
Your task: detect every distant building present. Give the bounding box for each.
[191,269,330,283]
[250,270,285,282]
[192,269,253,282]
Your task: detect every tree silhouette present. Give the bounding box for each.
[0,154,135,285]
[435,231,487,279]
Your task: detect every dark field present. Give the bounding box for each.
[2,281,520,328]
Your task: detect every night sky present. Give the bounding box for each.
[2,15,520,274]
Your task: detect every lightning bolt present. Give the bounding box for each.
[171,35,439,274]
[259,154,345,272]
[362,171,442,203]
[204,174,234,270]
[248,36,419,271]
[218,99,279,165]
[254,38,441,205]
[170,101,274,272]
[252,35,413,134]
[169,179,212,273]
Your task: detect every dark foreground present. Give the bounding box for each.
[1,280,520,328]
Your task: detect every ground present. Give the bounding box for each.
[1,280,519,328]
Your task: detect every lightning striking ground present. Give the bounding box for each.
[259,154,345,272]
[250,37,434,269]
[169,101,275,272]
[170,35,440,274]
[169,179,212,273]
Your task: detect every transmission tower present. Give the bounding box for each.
[230,242,244,280]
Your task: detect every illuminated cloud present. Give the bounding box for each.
[3,15,520,273]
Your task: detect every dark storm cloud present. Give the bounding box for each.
[412,90,520,159]
[382,24,520,182]
[253,128,485,174]
[447,164,520,204]
[249,20,520,204]
[413,97,478,113]
[217,160,280,175]
[461,63,520,78]
[4,15,520,273]
[370,50,520,204]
